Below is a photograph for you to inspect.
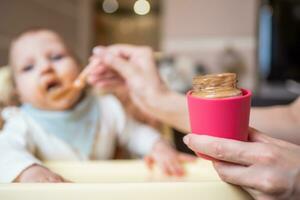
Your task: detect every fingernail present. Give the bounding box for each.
[183,135,190,145]
[93,46,105,55]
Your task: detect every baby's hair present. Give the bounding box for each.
[8,27,81,68]
[11,26,52,42]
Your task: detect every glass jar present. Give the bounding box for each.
[192,73,242,98]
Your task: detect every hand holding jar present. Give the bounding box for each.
[183,128,300,200]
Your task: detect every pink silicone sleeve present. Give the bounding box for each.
[187,89,252,141]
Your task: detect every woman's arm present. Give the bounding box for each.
[89,44,300,142]
[250,97,300,145]
[141,89,190,133]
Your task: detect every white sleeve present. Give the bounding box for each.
[121,116,161,157]
[0,108,41,183]
[100,95,161,157]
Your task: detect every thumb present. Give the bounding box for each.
[103,53,139,81]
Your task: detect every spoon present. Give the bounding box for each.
[50,51,164,101]
[49,65,91,101]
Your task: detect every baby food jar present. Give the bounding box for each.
[187,73,252,142]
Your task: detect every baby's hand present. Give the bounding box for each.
[145,140,196,177]
[14,164,66,183]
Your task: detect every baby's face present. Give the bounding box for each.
[10,31,82,110]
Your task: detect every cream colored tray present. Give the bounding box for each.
[0,159,252,200]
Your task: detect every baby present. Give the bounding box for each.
[0,28,194,183]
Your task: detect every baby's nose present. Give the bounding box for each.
[39,60,54,74]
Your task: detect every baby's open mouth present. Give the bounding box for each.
[46,80,62,93]
[45,80,72,100]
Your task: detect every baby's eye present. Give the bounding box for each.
[22,64,34,72]
[50,54,65,61]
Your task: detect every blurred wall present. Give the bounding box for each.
[0,0,93,66]
[162,0,259,90]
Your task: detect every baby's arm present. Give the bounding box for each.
[14,164,65,183]
[121,116,195,176]
[250,97,300,145]
[0,109,65,183]
[120,115,161,157]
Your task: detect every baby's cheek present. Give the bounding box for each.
[59,61,80,81]
[16,77,33,93]
[18,86,41,104]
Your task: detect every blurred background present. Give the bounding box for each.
[0,0,300,150]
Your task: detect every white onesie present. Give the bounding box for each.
[0,94,160,183]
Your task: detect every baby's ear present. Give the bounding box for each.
[0,66,19,107]
[0,66,17,129]
[0,66,20,108]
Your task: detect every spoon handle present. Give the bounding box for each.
[73,64,94,88]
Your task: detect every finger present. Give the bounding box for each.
[93,44,136,59]
[156,160,172,176]
[92,46,106,56]
[89,54,103,63]
[173,162,185,177]
[144,156,154,170]
[213,161,288,195]
[84,56,110,75]
[248,128,275,143]
[102,53,139,80]
[167,158,184,177]
[88,64,108,76]
[178,153,197,163]
[106,44,145,58]
[75,59,102,87]
[213,161,259,189]
[88,68,122,86]
[183,134,260,165]
[106,45,155,64]
[91,71,117,80]
[242,187,263,200]
[89,68,119,80]
[87,73,109,84]
[101,71,119,79]
[89,75,122,84]
[93,78,124,89]
[87,75,99,85]
[89,56,95,63]
[249,128,295,148]
[163,161,174,176]
[84,58,102,74]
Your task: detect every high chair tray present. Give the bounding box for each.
[0,159,252,200]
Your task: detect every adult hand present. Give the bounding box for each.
[88,44,190,132]
[91,44,165,95]
[86,55,124,92]
[88,45,168,116]
[183,129,300,200]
